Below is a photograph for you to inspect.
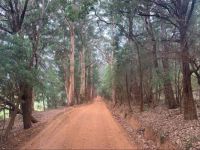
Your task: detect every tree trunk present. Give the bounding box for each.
[62,49,69,103]
[145,16,160,106]
[4,103,19,139]
[174,60,181,106]
[111,16,116,105]
[180,27,197,120]
[68,23,75,106]
[125,72,132,112]
[29,24,39,112]
[162,57,177,109]
[32,89,35,111]
[111,56,115,104]
[19,24,39,129]
[139,59,144,112]
[135,42,144,112]
[161,24,177,109]
[86,48,92,101]
[21,83,33,129]
[42,93,46,111]
[90,64,94,100]
[80,46,86,103]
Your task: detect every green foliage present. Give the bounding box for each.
[64,0,97,22]
[44,67,66,107]
[0,110,9,120]
[0,34,38,90]
[93,64,100,89]
[98,65,112,99]
[65,4,80,22]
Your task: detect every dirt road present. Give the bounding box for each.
[22,97,136,149]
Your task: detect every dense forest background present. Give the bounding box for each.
[0,0,200,141]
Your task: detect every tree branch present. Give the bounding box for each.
[19,0,29,27]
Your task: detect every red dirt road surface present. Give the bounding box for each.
[22,97,136,149]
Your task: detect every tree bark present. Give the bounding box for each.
[4,102,19,139]
[90,64,94,100]
[144,16,160,105]
[68,23,75,106]
[180,27,197,120]
[62,49,69,104]
[20,83,33,129]
[162,57,177,109]
[32,89,35,111]
[161,24,177,109]
[42,93,46,111]
[125,72,132,112]
[80,46,86,103]
[134,41,144,112]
